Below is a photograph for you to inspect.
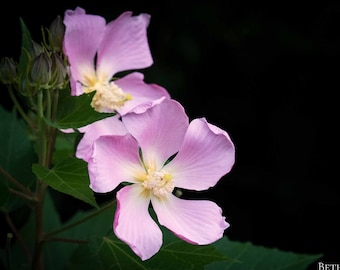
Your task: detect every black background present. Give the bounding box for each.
[1,1,339,269]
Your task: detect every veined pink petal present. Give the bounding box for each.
[122,98,189,169]
[126,96,166,115]
[88,134,142,193]
[114,185,162,261]
[114,72,170,116]
[166,118,235,191]
[152,195,229,245]
[96,12,153,80]
[76,116,127,162]
[63,7,106,93]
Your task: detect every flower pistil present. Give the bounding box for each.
[140,168,174,198]
[84,80,132,112]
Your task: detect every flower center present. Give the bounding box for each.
[85,81,132,112]
[141,169,174,198]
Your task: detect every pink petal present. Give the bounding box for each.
[59,128,75,133]
[114,185,162,260]
[63,7,106,94]
[96,12,153,79]
[122,98,189,169]
[166,118,235,191]
[59,125,87,134]
[114,72,170,116]
[152,195,229,245]
[88,134,142,193]
[76,116,127,162]
[69,76,84,96]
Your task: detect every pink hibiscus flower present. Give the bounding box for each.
[75,115,127,162]
[88,98,235,260]
[75,98,173,163]
[63,7,169,114]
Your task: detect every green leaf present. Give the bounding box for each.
[67,210,232,270]
[32,157,98,208]
[0,190,75,270]
[146,228,232,270]
[43,190,87,270]
[0,106,37,209]
[205,237,322,270]
[52,130,79,165]
[51,89,115,129]
[65,204,321,270]
[18,17,33,75]
[52,200,117,269]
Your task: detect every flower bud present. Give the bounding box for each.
[31,41,44,58]
[0,57,17,85]
[30,51,51,88]
[18,74,36,97]
[50,52,68,89]
[48,15,65,52]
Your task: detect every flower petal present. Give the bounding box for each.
[152,195,229,245]
[114,185,162,261]
[122,98,189,169]
[96,12,153,79]
[166,118,235,190]
[76,116,127,162]
[115,72,170,116]
[63,7,106,94]
[88,134,142,193]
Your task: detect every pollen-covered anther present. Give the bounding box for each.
[142,169,174,198]
[90,81,132,112]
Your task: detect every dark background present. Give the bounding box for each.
[1,1,339,269]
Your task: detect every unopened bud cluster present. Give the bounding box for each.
[0,15,68,95]
[0,57,17,85]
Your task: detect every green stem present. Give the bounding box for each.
[44,237,87,244]
[31,89,57,270]
[37,91,48,166]
[45,89,52,120]
[45,200,116,238]
[51,90,59,121]
[45,90,59,166]
[8,85,35,130]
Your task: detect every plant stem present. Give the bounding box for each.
[5,213,32,263]
[45,200,116,238]
[31,89,58,270]
[0,166,35,197]
[31,179,47,270]
[8,188,35,201]
[7,85,35,130]
[6,233,13,270]
[44,237,87,244]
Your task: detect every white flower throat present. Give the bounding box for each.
[140,168,174,198]
[84,80,132,112]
